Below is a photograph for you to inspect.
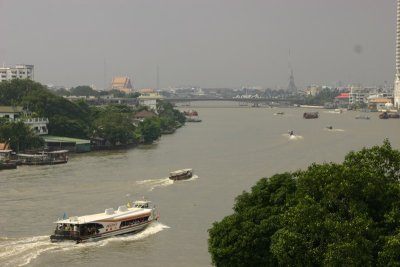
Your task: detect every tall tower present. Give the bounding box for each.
[287,68,297,93]
[287,49,297,93]
[394,0,400,108]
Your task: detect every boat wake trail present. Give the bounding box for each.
[0,222,169,267]
[136,177,174,191]
[0,235,57,267]
[282,134,303,140]
[136,175,199,191]
[94,221,169,245]
[325,128,344,132]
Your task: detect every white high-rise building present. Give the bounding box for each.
[0,64,34,82]
[394,0,400,108]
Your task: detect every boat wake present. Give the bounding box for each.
[136,177,174,191]
[325,128,344,132]
[0,235,55,267]
[283,133,303,140]
[136,175,199,191]
[178,174,199,182]
[0,222,169,267]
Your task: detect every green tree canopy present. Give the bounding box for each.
[157,100,186,125]
[303,88,341,106]
[0,121,44,152]
[69,85,99,97]
[208,140,400,266]
[92,111,137,146]
[136,117,161,144]
[0,79,92,138]
[52,88,70,96]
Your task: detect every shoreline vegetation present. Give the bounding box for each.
[0,79,186,155]
[208,140,400,266]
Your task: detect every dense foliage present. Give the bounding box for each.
[0,79,91,138]
[89,104,136,146]
[157,100,186,131]
[0,80,183,149]
[303,88,341,106]
[69,85,100,97]
[208,140,400,266]
[0,120,44,152]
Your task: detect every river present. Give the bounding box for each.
[1,103,399,266]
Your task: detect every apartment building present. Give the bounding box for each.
[0,64,34,82]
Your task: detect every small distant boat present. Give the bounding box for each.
[274,112,284,115]
[183,110,198,116]
[303,112,319,119]
[379,112,400,119]
[169,168,193,180]
[50,199,158,243]
[17,150,69,165]
[183,110,202,122]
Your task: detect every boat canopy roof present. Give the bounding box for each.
[17,153,47,158]
[47,150,69,154]
[170,168,192,176]
[54,203,152,224]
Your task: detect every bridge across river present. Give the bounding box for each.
[166,97,303,107]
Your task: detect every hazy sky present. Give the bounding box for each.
[0,0,395,89]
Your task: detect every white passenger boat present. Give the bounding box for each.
[169,168,193,180]
[50,199,158,243]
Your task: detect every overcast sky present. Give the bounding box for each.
[0,0,395,89]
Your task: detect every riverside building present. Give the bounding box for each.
[0,64,34,82]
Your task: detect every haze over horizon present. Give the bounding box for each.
[0,0,395,90]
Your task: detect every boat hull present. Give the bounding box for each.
[50,220,153,243]
[0,162,17,170]
[20,159,67,166]
[169,169,193,180]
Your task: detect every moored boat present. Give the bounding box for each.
[17,150,68,165]
[183,110,202,122]
[186,117,202,122]
[183,110,198,116]
[169,168,193,180]
[0,160,17,170]
[0,149,20,167]
[50,199,158,243]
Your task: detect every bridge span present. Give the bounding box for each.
[165,97,302,107]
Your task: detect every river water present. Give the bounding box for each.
[1,103,399,267]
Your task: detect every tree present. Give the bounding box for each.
[0,121,44,152]
[157,100,186,126]
[209,173,296,266]
[92,111,136,146]
[69,85,99,97]
[136,117,161,144]
[0,79,92,138]
[208,140,400,266]
[52,88,71,96]
[303,88,341,106]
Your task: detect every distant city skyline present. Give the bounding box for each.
[0,0,395,89]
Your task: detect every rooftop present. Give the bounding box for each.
[0,106,24,113]
[44,136,90,144]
